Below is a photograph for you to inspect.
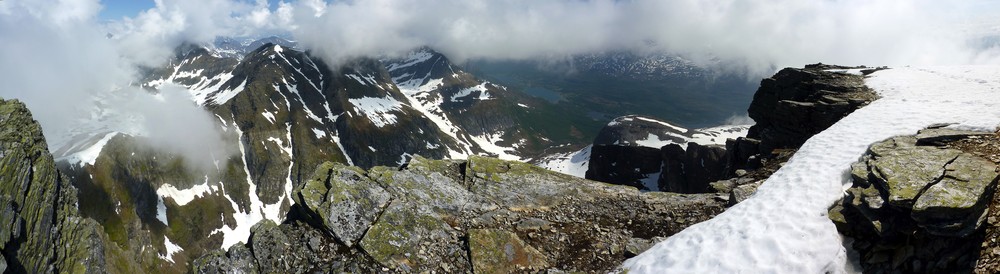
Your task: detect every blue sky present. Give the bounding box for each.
[98,0,155,21]
[98,0,286,21]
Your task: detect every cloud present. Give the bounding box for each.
[289,0,1000,77]
[0,0,237,170]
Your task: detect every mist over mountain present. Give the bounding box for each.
[0,0,999,273]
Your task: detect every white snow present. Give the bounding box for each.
[622,66,1000,273]
[449,82,492,102]
[261,111,276,124]
[159,236,184,263]
[348,96,404,128]
[211,120,292,249]
[58,132,118,167]
[537,145,592,178]
[387,50,434,72]
[517,103,530,108]
[470,132,522,161]
[311,128,326,139]
[155,176,217,206]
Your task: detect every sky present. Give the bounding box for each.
[0,0,998,168]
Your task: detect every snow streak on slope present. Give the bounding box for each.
[623,66,1000,273]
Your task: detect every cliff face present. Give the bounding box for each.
[195,156,726,273]
[0,99,144,273]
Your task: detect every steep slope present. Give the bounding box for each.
[384,48,596,161]
[0,99,146,273]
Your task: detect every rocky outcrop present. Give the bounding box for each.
[830,128,1000,273]
[0,99,143,273]
[586,115,745,192]
[197,155,726,273]
[659,142,728,193]
[745,63,880,153]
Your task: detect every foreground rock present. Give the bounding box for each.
[831,128,1000,273]
[0,99,144,273]
[196,155,726,272]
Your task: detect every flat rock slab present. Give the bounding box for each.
[468,229,549,273]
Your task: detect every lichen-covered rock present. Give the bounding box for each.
[0,98,139,273]
[831,129,1000,273]
[197,154,726,273]
[912,154,998,236]
[293,162,390,247]
[359,202,468,273]
[468,229,549,273]
[871,146,961,207]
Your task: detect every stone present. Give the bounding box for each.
[728,181,763,206]
[870,147,961,207]
[912,154,999,237]
[293,162,391,247]
[468,229,549,273]
[916,128,993,146]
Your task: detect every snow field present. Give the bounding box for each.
[623,66,1000,273]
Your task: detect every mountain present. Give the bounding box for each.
[466,52,757,128]
[206,36,298,60]
[46,39,607,269]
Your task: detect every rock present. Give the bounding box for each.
[658,142,729,193]
[0,99,125,273]
[624,237,666,257]
[912,154,999,237]
[727,181,763,206]
[196,155,726,273]
[359,201,468,273]
[916,127,993,146]
[870,146,961,207]
[746,65,878,153]
[516,218,553,232]
[468,229,549,273]
[292,161,391,247]
[249,220,292,274]
[831,129,1000,273]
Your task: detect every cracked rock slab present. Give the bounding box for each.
[293,162,391,247]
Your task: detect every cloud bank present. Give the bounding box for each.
[0,0,236,170]
[288,0,1000,76]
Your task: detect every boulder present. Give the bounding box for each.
[468,229,549,273]
[292,162,391,247]
[831,130,1000,273]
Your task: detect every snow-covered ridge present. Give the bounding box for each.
[623,66,1000,273]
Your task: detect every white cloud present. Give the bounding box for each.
[0,0,236,170]
[288,0,1000,76]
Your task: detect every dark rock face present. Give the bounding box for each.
[658,143,727,193]
[196,156,726,273]
[746,64,879,153]
[587,145,663,189]
[830,129,1000,273]
[586,115,730,192]
[0,99,140,273]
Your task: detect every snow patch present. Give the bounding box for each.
[155,176,216,206]
[536,145,592,178]
[349,96,404,128]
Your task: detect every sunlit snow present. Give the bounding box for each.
[623,66,1000,273]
